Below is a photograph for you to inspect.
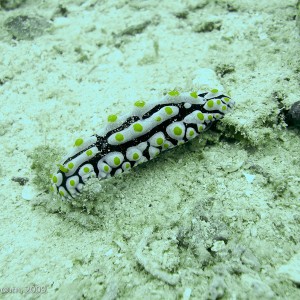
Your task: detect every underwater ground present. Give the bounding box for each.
[0,0,300,299]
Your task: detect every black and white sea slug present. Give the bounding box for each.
[51,89,234,200]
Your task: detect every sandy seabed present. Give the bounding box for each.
[0,0,300,299]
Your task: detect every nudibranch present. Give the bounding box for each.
[50,89,234,200]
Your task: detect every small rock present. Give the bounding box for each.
[215,63,235,78]
[207,276,226,300]
[192,68,224,92]
[211,240,226,252]
[120,20,151,36]
[182,287,192,300]
[277,252,300,284]
[0,0,26,10]
[243,172,256,184]
[286,101,300,127]
[241,274,275,299]
[12,176,29,186]
[186,0,208,10]
[21,185,37,201]
[240,249,261,271]
[4,15,51,40]
[193,19,222,33]
[173,9,189,19]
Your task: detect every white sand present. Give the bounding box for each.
[0,0,300,299]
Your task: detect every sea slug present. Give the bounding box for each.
[50,89,234,199]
